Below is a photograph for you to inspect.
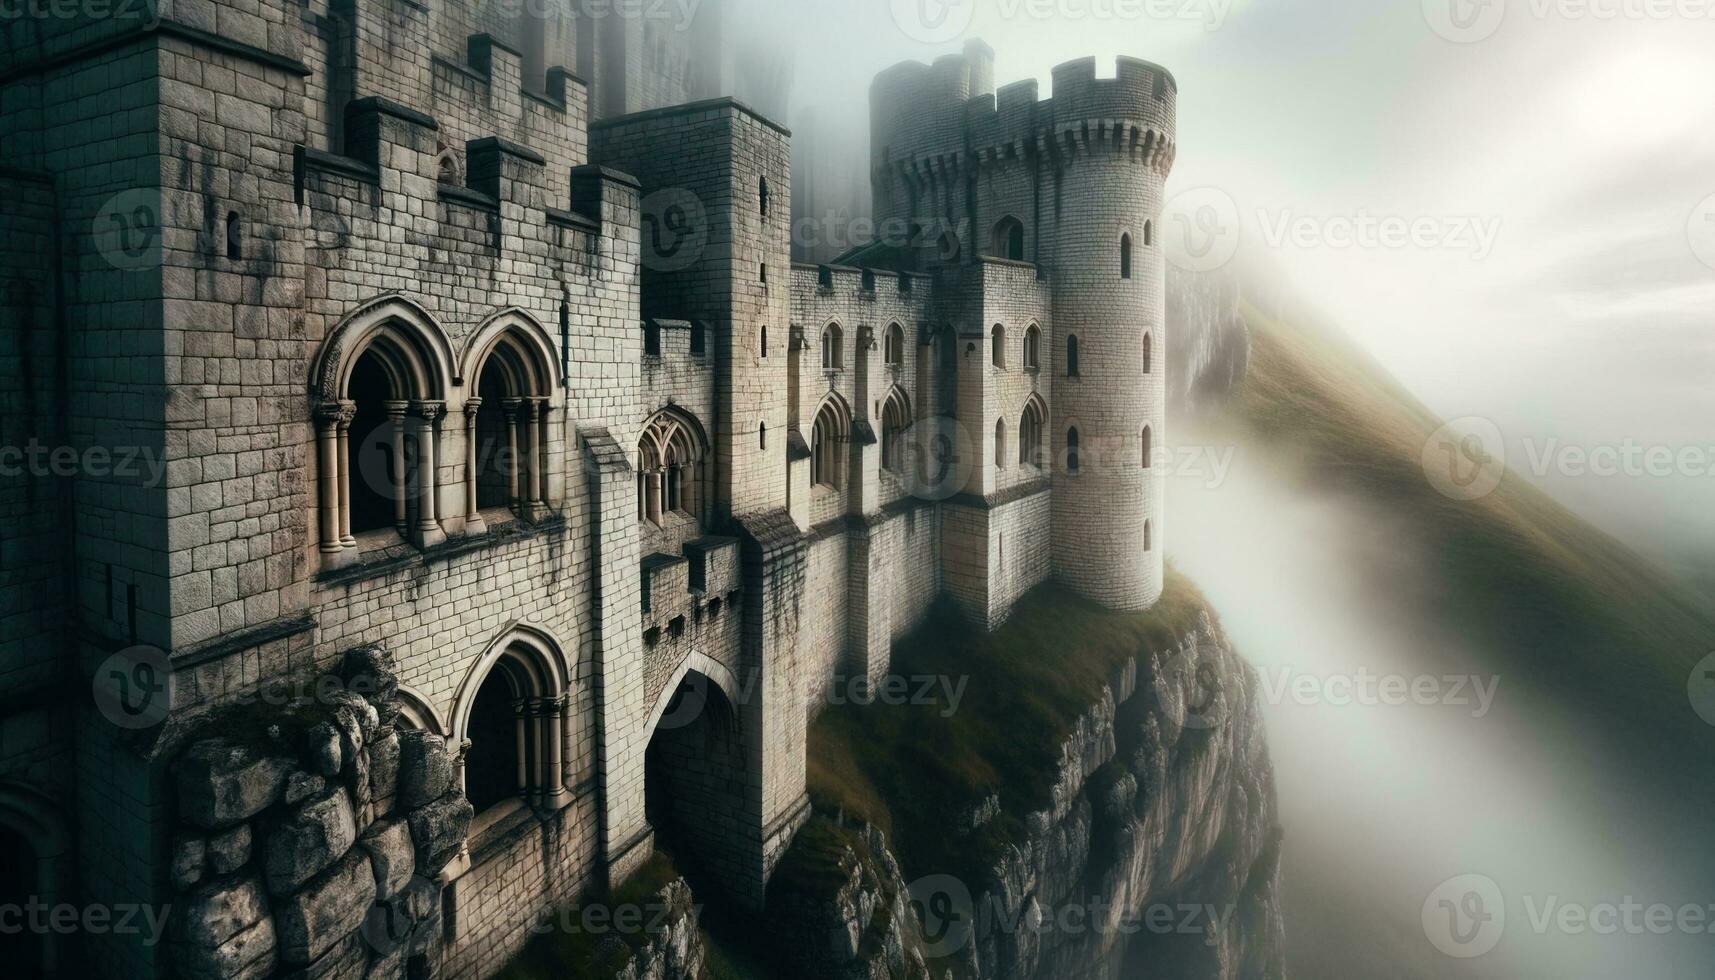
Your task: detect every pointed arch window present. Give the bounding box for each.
[822,323,844,371]
[812,398,850,489]
[990,216,1025,261]
[637,409,709,525]
[1023,324,1041,371]
[884,322,905,368]
[991,324,1006,369]
[880,388,912,473]
[1020,397,1046,468]
[994,418,1007,471]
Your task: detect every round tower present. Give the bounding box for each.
[1042,56,1176,610]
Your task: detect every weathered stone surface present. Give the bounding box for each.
[276,927,368,980]
[175,873,269,948]
[340,644,399,727]
[305,722,343,778]
[208,824,253,875]
[407,792,474,873]
[174,916,277,980]
[274,849,377,967]
[395,730,451,809]
[177,739,291,829]
[360,817,415,900]
[264,788,357,895]
[327,688,380,743]
[367,728,400,813]
[172,835,207,891]
[284,771,327,807]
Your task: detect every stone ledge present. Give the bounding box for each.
[314,514,567,589]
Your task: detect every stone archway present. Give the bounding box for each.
[643,661,750,898]
[0,783,70,976]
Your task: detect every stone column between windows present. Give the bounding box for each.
[463,398,486,535]
[315,402,347,557]
[527,397,547,517]
[335,403,357,547]
[503,398,523,510]
[412,401,446,547]
[385,400,409,535]
[546,692,568,804]
[511,698,529,801]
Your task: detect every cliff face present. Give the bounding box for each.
[768,605,1285,980]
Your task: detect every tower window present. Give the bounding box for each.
[760,176,770,218]
[994,419,1007,471]
[225,212,242,260]
[991,325,1005,369]
[1066,335,1081,377]
[1120,233,1133,279]
[1143,332,1153,374]
[1023,324,1040,371]
[822,323,844,371]
[1067,427,1081,474]
[1142,426,1153,469]
[990,216,1025,261]
[885,323,905,367]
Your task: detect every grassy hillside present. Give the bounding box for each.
[1219,301,1715,788]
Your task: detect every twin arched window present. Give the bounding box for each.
[637,409,708,525]
[812,397,850,489]
[822,323,844,371]
[1023,324,1040,371]
[884,322,905,368]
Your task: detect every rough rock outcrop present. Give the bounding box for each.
[768,607,1287,980]
[167,645,468,980]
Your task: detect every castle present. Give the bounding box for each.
[0,2,1174,977]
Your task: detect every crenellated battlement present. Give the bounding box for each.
[792,262,934,303]
[872,52,1176,189]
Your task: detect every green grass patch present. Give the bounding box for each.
[493,851,682,980]
[807,572,1210,886]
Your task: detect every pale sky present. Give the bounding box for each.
[759,0,1715,584]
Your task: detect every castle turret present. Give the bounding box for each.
[869,50,1177,611]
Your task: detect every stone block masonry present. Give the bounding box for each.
[0,1,1170,975]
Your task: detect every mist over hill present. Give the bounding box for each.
[1166,265,1715,978]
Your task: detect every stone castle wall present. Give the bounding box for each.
[0,3,1170,975]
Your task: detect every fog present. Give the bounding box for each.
[756,0,1715,584]
[1169,446,1714,977]
[716,2,1715,972]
